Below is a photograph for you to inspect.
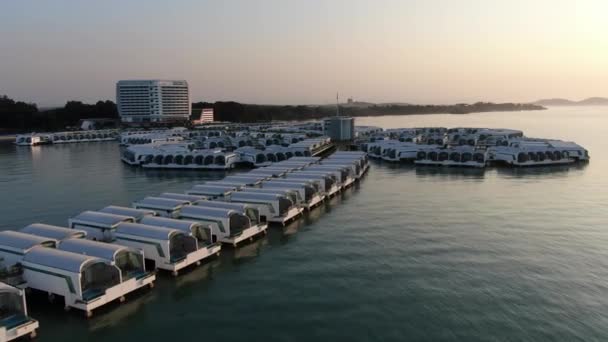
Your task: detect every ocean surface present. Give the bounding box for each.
[0,106,607,341]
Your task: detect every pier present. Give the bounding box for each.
[358,127,589,168]
[0,150,368,330]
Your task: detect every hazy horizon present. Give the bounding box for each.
[1,0,607,107]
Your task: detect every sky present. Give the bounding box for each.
[1,0,607,106]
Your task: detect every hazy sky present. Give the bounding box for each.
[1,0,607,106]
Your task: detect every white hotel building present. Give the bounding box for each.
[116,80,191,123]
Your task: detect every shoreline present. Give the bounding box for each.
[2,109,547,135]
[0,135,15,142]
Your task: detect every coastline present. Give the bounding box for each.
[0,108,546,136]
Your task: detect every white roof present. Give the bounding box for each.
[291,171,335,178]
[194,200,254,212]
[23,247,107,273]
[0,231,57,250]
[285,174,327,181]
[223,176,267,183]
[230,192,284,201]
[307,165,349,171]
[264,180,311,188]
[158,193,206,203]
[425,146,478,153]
[100,206,156,220]
[140,216,207,233]
[180,206,235,219]
[251,167,294,172]
[71,211,134,227]
[21,223,86,240]
[188,184,236,196]
[246,170,287,177]
[59,239,140,261]
[133,197,189,211]
[331,151,366,155]
[322,160,359,166]
[241,188,295,195]
[202,181,247,189]
[546,140,585,149]
[287,157,321,161]
[272,160,311,165]
[116,223,181,241]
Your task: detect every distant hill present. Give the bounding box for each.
[535,97,608,106]
[579,97,608,105]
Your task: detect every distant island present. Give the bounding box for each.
[1,94,544,133]
[534,97,608,106]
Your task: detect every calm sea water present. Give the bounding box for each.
[1,107,607,341]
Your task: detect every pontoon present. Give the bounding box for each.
[68,211,135,241]
[58,239,155,293]
[489,139,588,166]
[139,216,220,252]
[326,152,370,175]
[132,197,190,218]
[261,180,324,209]
[239,187,303,207]
[304,165,355,188]
[228,192,302,225]
[14,134,51,146]
[490,146,576,167]
[285,172,338,197]
[321,161,362,180]
[0,282,39,341]
[22,247,127,317]
[177,206,259,246]
[415,147,487,168]
[113,223,212,276]
[193,200,268,242]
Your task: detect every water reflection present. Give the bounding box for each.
[370,159,417,173]
[3,110,606,341]
[170,257,223,291]
[87,290,158,332]
[232,237,268,261]
[28,145,43,161]
[414,166,486,178]
[369,156,589,180]
[24,285,158,332]
[136,168,228,181]
[494,163,588,178]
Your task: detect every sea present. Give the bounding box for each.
[0,106,607,341]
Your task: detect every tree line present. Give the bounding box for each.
[193,101,545,122]
[0,95,118,132]
[1,94,545,133]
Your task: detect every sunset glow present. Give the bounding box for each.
[1,0,607,105]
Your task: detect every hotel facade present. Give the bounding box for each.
[116,80,190,124]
